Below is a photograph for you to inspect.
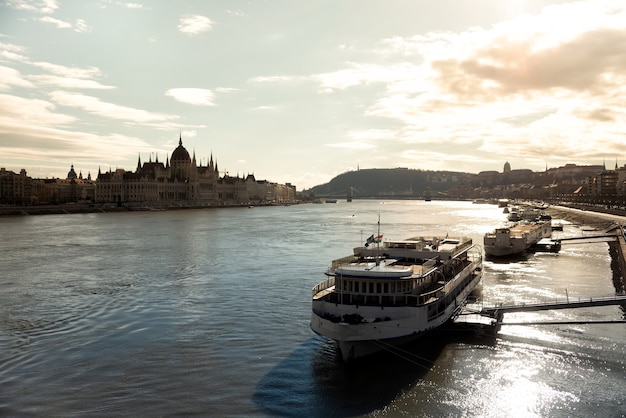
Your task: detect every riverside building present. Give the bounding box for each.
[94,136,296,206]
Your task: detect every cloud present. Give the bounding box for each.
[31,61,103,79]
[431,27,626,100]
[28,74,115,89]
[250,63,414,93]
[49,91,179,124]
[325,141,376,150]
[0,40,30,62]
[0,94,160,165]
[347,129,396,142]
[73,19,90,32]
[400,149,495,172]
[165,88,216,106]
[0,93,75,126]
[0,41,112,92]
[226,9,246,17]
[313,63,415,93]
[1,40,109,90]
[323,130,392,152]
[38,16,72,29]
[0,129,155,164]
[178,15,214,35]
[249,75,306,84]
[37,15,91,34]
[5,0,59,14]
[0,65,35,90]
[215,87,239,94]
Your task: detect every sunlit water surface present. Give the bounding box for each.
[1,201,624,417]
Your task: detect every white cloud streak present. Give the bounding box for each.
[5,0,59,14]
[165,88,216,106]
[49,91,179,124]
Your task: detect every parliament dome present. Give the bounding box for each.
[67,164,78,179]
[171,137,191,162]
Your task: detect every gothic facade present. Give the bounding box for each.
[94,136,296,205]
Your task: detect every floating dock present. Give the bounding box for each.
[531,238,561,253]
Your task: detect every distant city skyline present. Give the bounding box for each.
[2,0,626,190]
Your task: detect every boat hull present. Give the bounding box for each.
[484,239,527,257]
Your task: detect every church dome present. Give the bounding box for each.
[171,137,190,162]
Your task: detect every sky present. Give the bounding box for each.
[1,0,626,190]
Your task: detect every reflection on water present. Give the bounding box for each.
[1,201,625,417]
[254,330,465,417]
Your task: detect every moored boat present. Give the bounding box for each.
[310,230,483,361]
[483,220,552,257]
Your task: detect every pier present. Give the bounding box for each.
[460,222,626,330]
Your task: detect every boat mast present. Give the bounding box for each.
[376,213,381,266]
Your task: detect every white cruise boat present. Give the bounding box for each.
[310,234,483,361]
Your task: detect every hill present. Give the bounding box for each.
[303,168,472,198]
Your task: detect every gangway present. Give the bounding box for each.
[557,234,617,245]
[531,234,617,253]
[479,294,626,316]
[459,294,626,330]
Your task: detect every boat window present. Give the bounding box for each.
[376,283,381,293]
[369,282,374,293]
[383,283,388,293]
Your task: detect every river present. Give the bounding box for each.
[0,200,624,417]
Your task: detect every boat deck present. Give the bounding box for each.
[508,223,540,236]
[332,260,431,278]
[313,285,335,300]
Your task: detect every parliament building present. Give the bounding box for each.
[95,136,296,206]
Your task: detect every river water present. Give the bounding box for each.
[0,200,624,417]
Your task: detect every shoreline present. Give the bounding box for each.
[545,204,626,227]
[2,200,626,224]
[0,201,296,217]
